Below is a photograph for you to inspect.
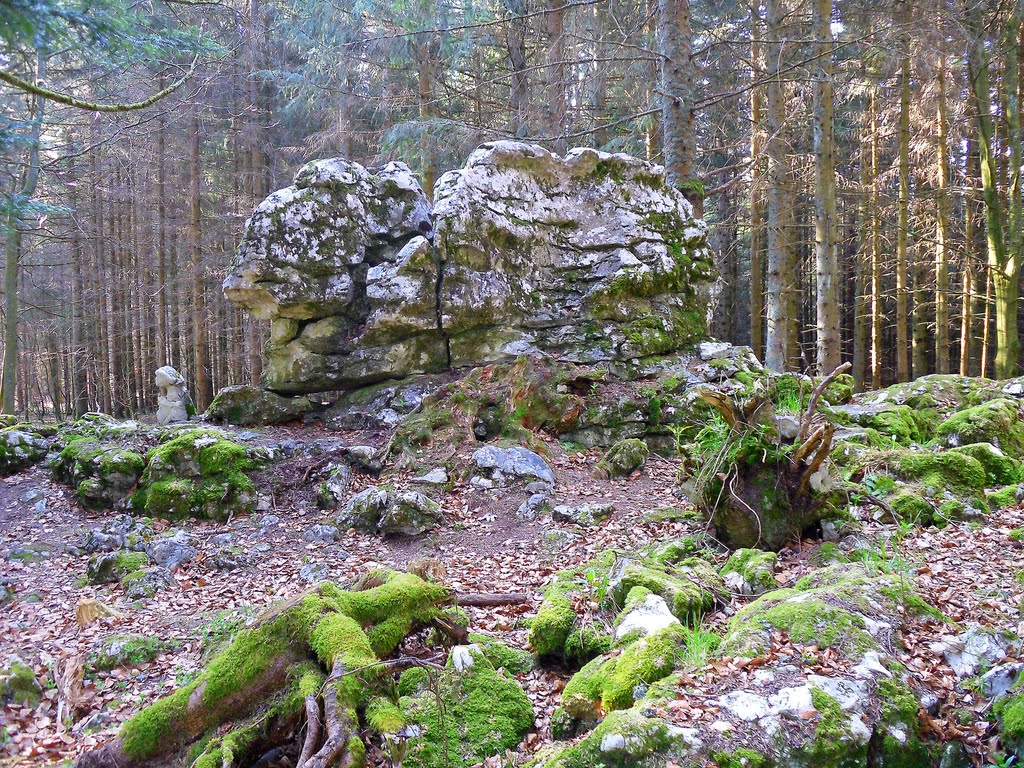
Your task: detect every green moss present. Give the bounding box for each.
[802,686,866,764]
[89,635,171,671]
[859,405,921,444]
[936,398,1024,458]
[888,488,935,525]
[529,574,579,659]
[608,556,722,625]
[950,443,1022,485]
[400,648,534,768]
[132,430,258,520]
[990,486,1023,510]
[720,548,778,594]
[711,747,767,768]
[542,708,674,768]
[86,550,150,585]
[367,697,406,734]
[398,667,429,697]
[594,438,649,479]
[995,686,1024,753]
[897,450,987,491]
[467,634,534,675]
[0,659,41,706]
[1010,527,1024,541]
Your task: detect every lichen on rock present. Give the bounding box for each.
[224,142,716,394]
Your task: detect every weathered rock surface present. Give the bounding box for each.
[205,384,311,426]
[0,427,48,475]
[225,142,717,393]
[155,366,194,426]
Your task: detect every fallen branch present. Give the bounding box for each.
[456,592,533,607]
[798,361,852,443]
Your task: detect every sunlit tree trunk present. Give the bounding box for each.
[750,2,765,362]
[812,0,840,373]
[895,40,911,382]
[764,0,795,371]
[935,54,951,373]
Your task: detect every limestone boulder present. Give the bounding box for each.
[225,143,717,394]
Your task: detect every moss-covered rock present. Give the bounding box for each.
[121,566,176,599]
[87,550,150,585]
[399,645,534,768]
[888,487,936,525]
[558,624,691,730]
[88,635,172,671]
[541,707,679,767]
[830,403,923,445]
[131,430,258,520]
[990,485,1024,509]
[720,548,777,596]
[949,442,1022,485]
[50,437,145,510]
[205,385,312,426]
[593,438,650,479]
[608,555,723,625]
[0,427,48,476]
[936,398,1024,458]
[0,658,41,706]
[995,681,1024,759]
[896,450,987,491]
[717,563,936,658]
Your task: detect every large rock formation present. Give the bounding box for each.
[225,141,718,394]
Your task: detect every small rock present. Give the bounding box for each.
[147,531,197,570]
[775,415,800,441]
[207,546,248,571]
[698,341,733,361]
[318,464,354,509]
[470,476,495,490]
[412,467,449,486]
[980,662,1024,700]
[0,658,41,706]
[937,625,1019,678]
[122,566,175,599]
[542,529,580,552]
[472,445,555,489]
[380,491,442,536]
[338,487,389,532]
[593,439,649,479]
[256,513,281,530]
[300,562,329,583]
[516,494,551,521]
[86,551,150,584]
[209,533,234,547]
[303,524,340,543]
[345,445,382,474]
[19,488,44,504]
[552,502,614,527]
[615,594,680,640]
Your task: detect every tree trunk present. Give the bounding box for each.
[658,0,701,212]
[935,54,952,374]
[812,0,840,374]
[764,0,795,372]
[546,0,567,152]
[896,45,911,382]
[504,0,529,137]
[190,112,213,410]
[749,0,765,361]
[2,50,45,414]
[969,2,1019,379]
[869,86,883,389]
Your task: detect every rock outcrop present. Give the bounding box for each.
[155,366,193,426]
[224,141,717,394]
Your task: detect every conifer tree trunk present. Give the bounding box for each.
[546,0,567,151]
[749,0,765,361]
[764,0,794,372]
[190,112,213,410]
[935,54,952,374]
[504,0,529,137]
[969,3,1019,379]
[869,86,883,389]
[813,0,841,373]
[658,0,701,212]
[896,45,911,381]
[2,50,45,414]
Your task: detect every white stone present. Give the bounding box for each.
[615,594,680,640]
[450,644,479,672]
[155,366,192,426]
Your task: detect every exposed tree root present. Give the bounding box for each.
[75,570,460,768]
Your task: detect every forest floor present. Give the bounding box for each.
[1,423,1023,766]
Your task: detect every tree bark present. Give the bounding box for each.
[935,53,951,374]
[896,40,911,382]
[749,0,765,361]
[764,0,795,372]
[658,0,701,212]
[812,0,840,374]
[2,50,45,414]
[189,111,213,410]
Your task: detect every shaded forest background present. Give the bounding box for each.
[1,0,1021,418]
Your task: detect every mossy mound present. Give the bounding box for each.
[86,550,150,585]
[720,548,777,596]
[206,385,312,426]
[398,645,534,768]
[0,658,41,706]
[555,624,694,733]
[896,449,987,491]
[88,635,172,671]
[831,403,926,445]
[540,707,679,768]
[528,544,722,666]
[0,427,48,475]
[717,563,937,658]
[995,678,1024,759]
[593,438,649,479]
[130,430,259,520]
[50,437,145,511]
[935,398,1024,459]
[949,442,1022,486]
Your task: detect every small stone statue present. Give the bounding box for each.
[155,366,194,425]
